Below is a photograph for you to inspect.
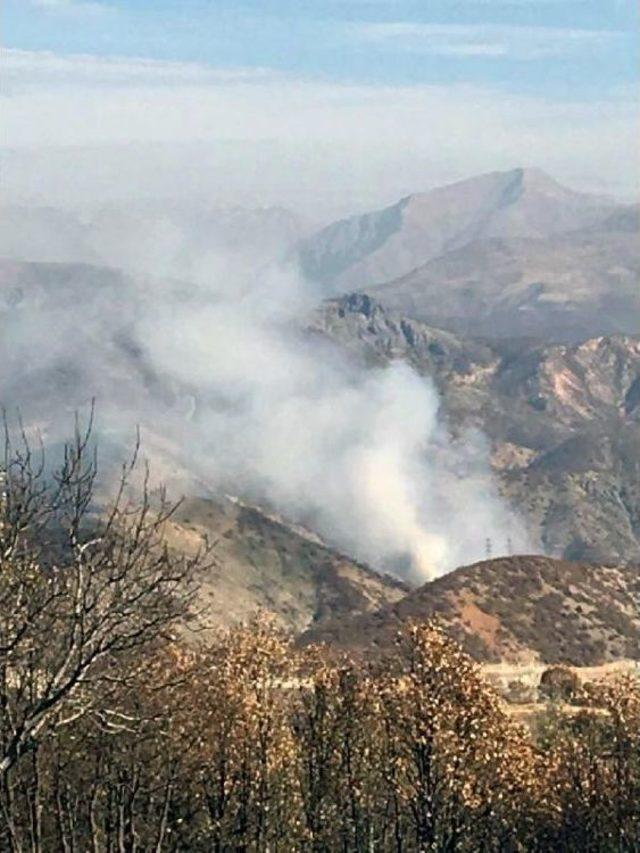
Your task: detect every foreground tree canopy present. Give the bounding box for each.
[0,426,638,850]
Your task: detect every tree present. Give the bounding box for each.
[379,622,543,850]
[0,415,203,781]
[539,665,580,703]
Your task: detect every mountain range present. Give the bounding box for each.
[3,166,640,665]
[299,168,639,342]
[0,201,306,284]
[166,499,640,668]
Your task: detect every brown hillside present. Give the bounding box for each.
[301,556,640,666]
[164,496,408,636]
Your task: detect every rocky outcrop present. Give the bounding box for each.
[312,295,640,565]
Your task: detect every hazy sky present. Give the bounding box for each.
[3,0,638,214]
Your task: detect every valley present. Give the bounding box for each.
[2,167,640,668]
[3,9,639,846]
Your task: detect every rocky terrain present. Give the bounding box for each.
[311,294,640,564]
[301,555,640,666]
[7,256,640,570]
[3,168,640,665]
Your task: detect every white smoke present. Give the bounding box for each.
[128,252,530,579]
[0,194,531,583]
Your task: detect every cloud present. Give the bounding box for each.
[352,22,623,60]
[1,49,637,214]
[2,48,279,89]
[28,0,110,16]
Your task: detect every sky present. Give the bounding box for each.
[2,0,639,214]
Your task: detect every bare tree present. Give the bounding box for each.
[0,414,202,778]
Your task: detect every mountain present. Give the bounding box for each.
[0,258,217,498]
[369,206,640,342]
[0,259,172,418]
[166,496,408,635]
[311,295,640,565]
[8,258,640,571]
[301,555,640,666]
[298,168,619,294]
[0,201,306,284]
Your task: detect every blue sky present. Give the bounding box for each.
[5,0,638,97]
[3,1,638,212]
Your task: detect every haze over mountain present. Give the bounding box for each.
[2,0,639,714]
[2,251,530,582]
[0,201,306,285]
[370,205,640,342]
[4,164,640,656]
[298,168,620,289]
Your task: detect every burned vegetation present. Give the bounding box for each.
[0,427,639,850]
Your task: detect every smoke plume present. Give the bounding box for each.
[0,220,530,580]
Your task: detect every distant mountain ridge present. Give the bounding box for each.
[0,201,306,282]
[368,206,640,342]
[298,168,620,294]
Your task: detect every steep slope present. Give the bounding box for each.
[369,205,640,342]
[0,259,219,497]
[298,168,618,292]
[166,496,408,634]
[311,295,640,565]
[301,556,640,666]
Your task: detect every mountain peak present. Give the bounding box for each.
[298,167,621,291]
[509,166,569,194]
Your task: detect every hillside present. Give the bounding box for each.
[8,256,640,570]
[0,259,183,427]
[166,496,408,635]
[369,206,640,342]
[301,555,640,666]
[311,295,640,564]
[298,167,619,295]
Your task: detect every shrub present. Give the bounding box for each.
[539,665,580,702]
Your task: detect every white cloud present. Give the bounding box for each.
[2,48,278,89]
[28,0,110,15]
[353,22,623,60]
[1,49,637,214]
